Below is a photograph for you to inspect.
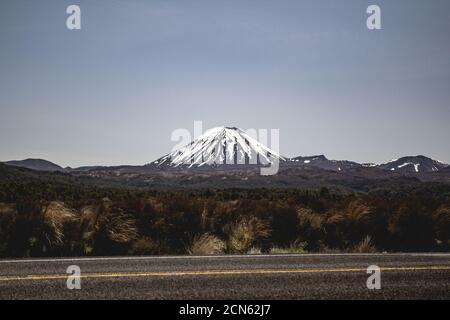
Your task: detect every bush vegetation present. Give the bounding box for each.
[0,164,449,257]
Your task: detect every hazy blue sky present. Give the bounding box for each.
[1,0,449,167]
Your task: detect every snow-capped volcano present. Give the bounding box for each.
[152,126,284,167]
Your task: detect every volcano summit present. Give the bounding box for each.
[152,126,284,168]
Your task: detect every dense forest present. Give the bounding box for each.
[0,163,449,257]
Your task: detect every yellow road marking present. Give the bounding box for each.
[0,266,449,282]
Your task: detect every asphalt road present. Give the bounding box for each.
[0,253,449,299]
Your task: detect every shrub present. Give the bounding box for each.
[388,206,435,251]
[433,205,450,241]
[297,207,324,251]
[0,203,17,256]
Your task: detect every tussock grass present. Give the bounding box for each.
[42,201,77,245]
[353,236,377,253]
[270,240,307,254]
[188,233,225,255]
[0,203,16,216]
[225,217,271,254]
[80,198,138,244]
[247,247,262,255]
[297,207,324,230]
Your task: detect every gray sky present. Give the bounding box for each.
[1,0,449,167]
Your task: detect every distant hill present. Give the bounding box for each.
[287,155,360,171]
[4,158,65,172]
[378,155,448,173]
[66,166,107,172]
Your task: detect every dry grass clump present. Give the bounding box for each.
[106,211,139,243]
[247,247,262,255]
[80,198,138,244]
[188,233,225,255]
[0,203,17,216]
[297,207,324,230]
[42,201,78,245]
[225,217,271,254]
[346,200,373,224]
[353,236,377,253]
[270,239,307,254]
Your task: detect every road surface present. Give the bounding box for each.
[0,253,449,299]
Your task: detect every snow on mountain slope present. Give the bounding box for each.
[287,155,361,171]
[378,156,448,173]
[151,126,284,168]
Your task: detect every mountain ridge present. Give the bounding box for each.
[4,154,450,173]
[378,155,448,173]
[3,126,448,176]
[4,158,65,172]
